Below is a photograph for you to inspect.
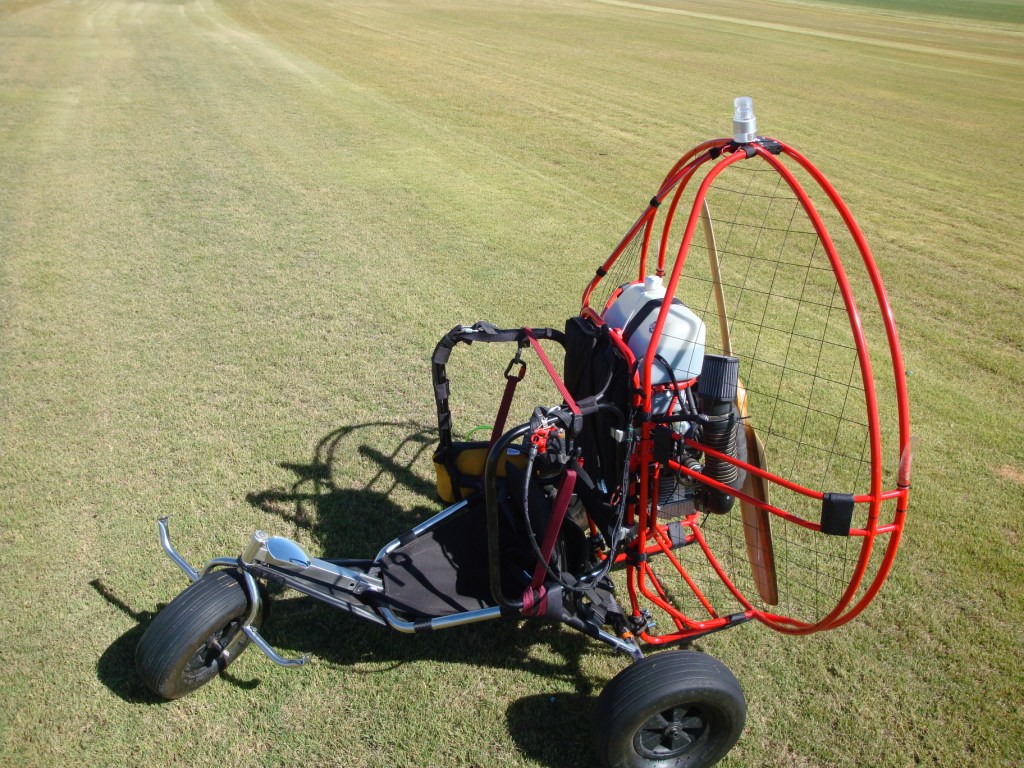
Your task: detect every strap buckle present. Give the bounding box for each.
[504,352,527,382]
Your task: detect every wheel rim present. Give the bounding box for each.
[633,704,709,760]
[181,619,241,685]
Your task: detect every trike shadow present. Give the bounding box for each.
[95,421,607,767]
[244,420,443,557]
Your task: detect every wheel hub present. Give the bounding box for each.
[634,705,708,760]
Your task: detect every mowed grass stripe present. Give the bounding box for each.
[594,0,1024,65]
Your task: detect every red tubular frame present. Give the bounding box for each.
[581,138,912,641]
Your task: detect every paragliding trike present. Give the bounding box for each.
[137,100,913,768]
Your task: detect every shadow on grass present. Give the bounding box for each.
[506,693,596,768]
[91,579,164,704]
[245,420,441,556]
[94,421,610,765]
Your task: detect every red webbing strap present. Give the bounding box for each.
[522,585,546,616]
[529,469,577,591]
[489,356,526,447]
[523,327,581,415]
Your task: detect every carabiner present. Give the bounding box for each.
[504,352,527,382]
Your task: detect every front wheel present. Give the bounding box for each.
[136,569,265,699]
[592,650,746,768]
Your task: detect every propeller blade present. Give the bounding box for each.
[737,386,779,606]
[703,198,777,605]
[700,198,732,356]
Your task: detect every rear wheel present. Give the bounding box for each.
[136,569,265,699]
[592,650,746,768]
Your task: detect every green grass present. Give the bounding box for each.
[808,0,1024,25]
[1,0,1022,766]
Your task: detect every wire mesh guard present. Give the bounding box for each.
[590,141,911,635]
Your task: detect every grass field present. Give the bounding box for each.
[1,0,1022,766]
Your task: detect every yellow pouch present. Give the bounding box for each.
[433,441,528,503]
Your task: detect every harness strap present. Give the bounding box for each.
[489,354,527,447]
[523,327,581,416]
[529,468,577,591]
[522,585,546,616]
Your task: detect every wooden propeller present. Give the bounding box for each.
[701,199,779,605]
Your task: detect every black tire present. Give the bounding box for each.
[136,569,265,700]
[592,651,746,768]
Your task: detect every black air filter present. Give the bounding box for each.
[698,355,739,404]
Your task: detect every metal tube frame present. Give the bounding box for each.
[580,136,912,642]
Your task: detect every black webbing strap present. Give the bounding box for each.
[620,298,662,342]
[433,323,525,452]
[431,322,564,500]
[432,321,524,367]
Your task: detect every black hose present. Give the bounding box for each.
[697,355,741,513]
[485,424,531,611]
[700,412,739,513]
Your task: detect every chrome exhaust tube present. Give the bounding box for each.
[235,569,308,668]
[157,516,200,582]
[242,625,309,667]
[378,605,503,633]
